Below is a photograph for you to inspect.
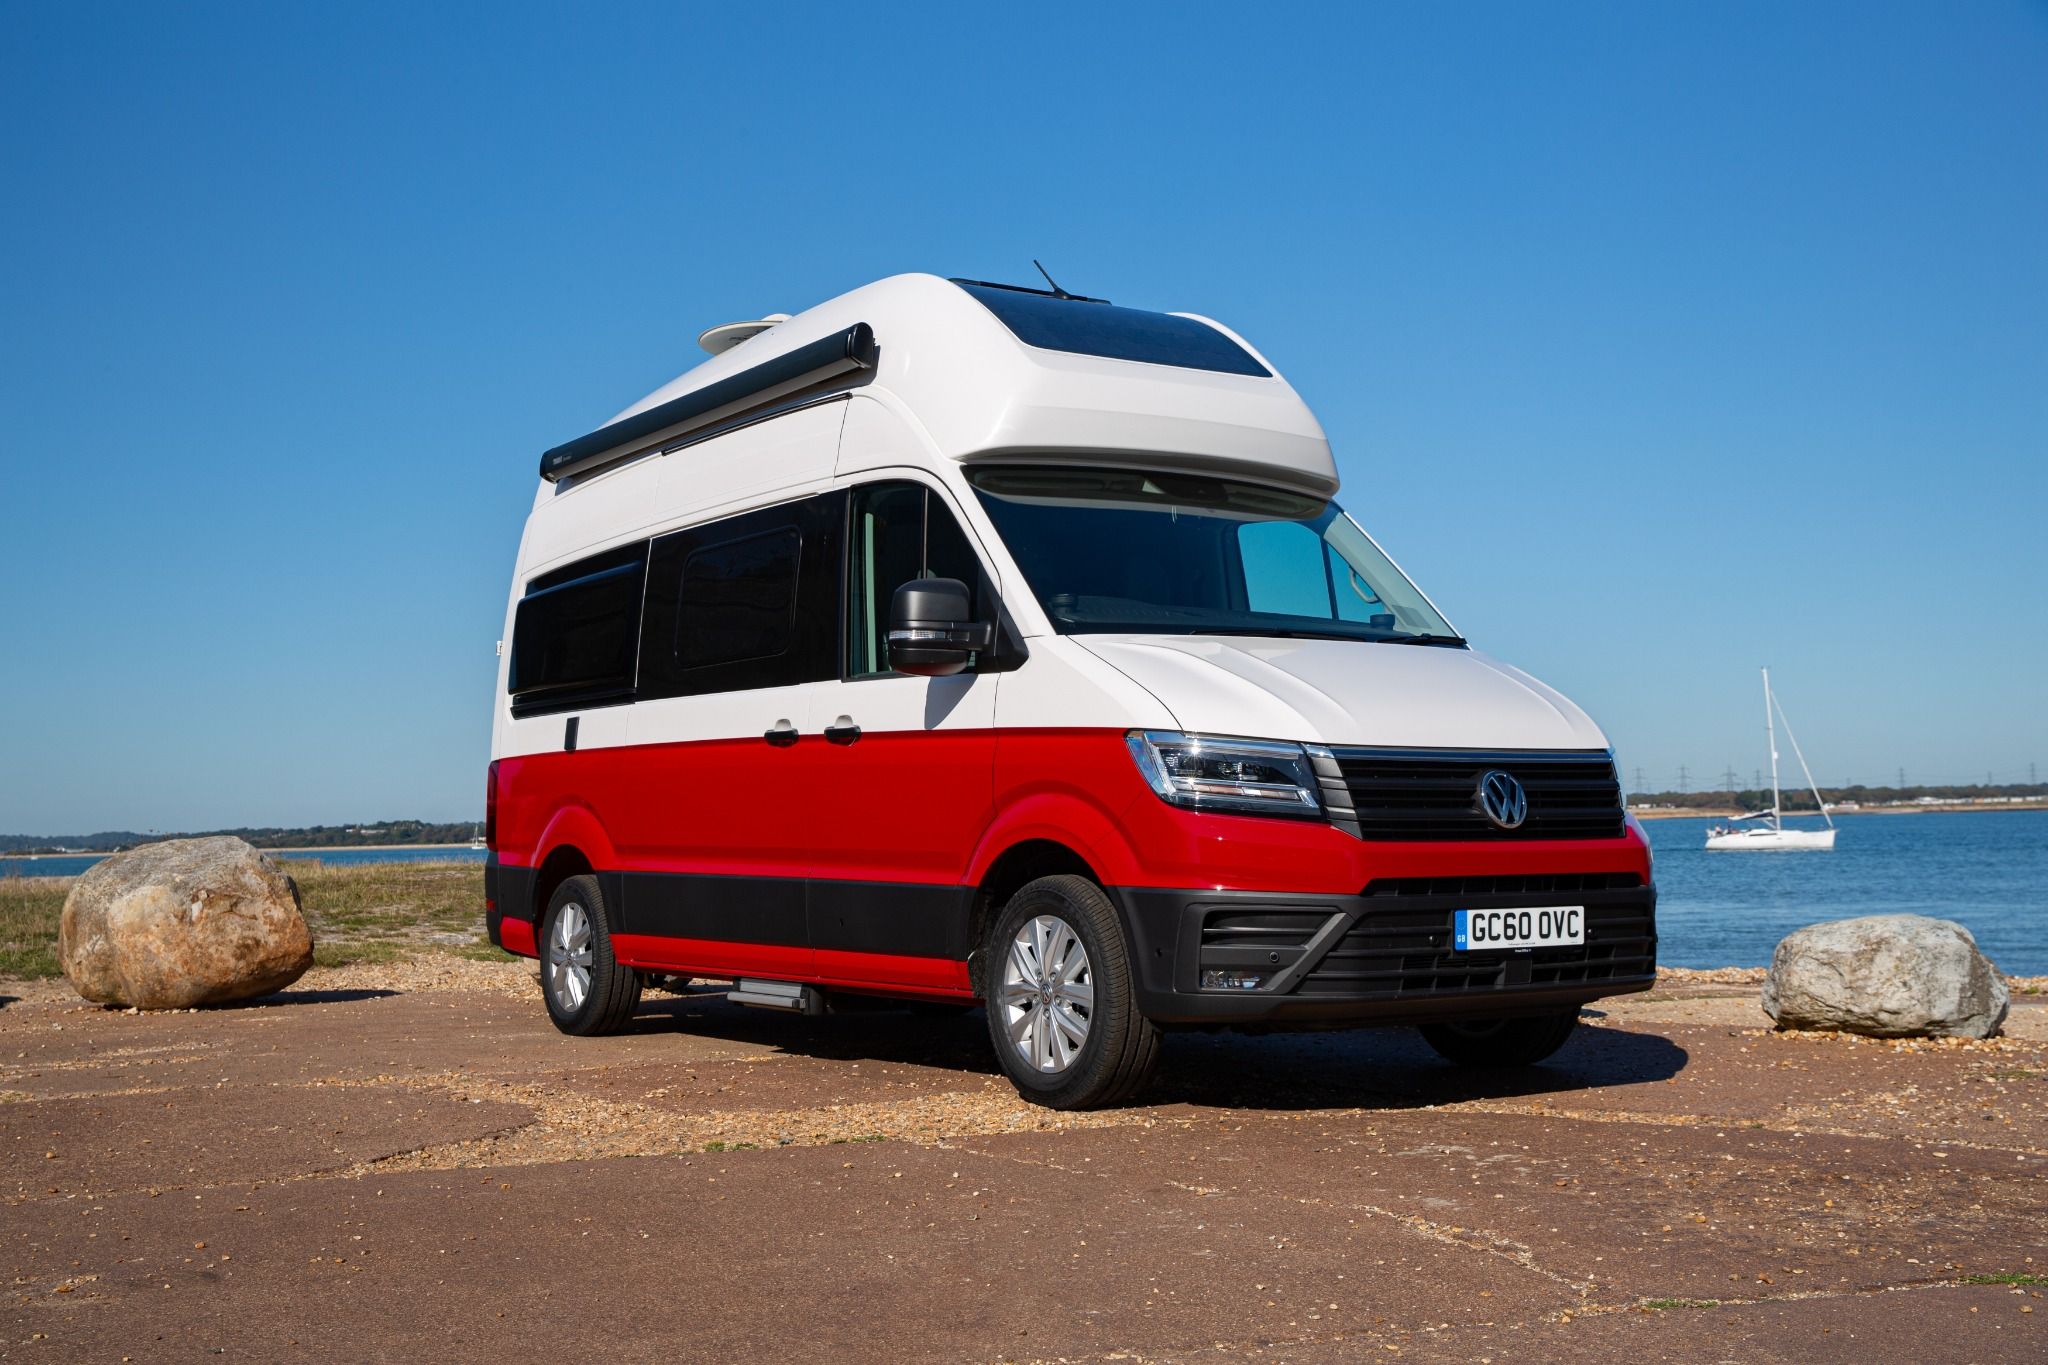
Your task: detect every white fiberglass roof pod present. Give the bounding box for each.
[537,272,1337,498]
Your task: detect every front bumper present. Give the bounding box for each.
[1114,873,1657,1026]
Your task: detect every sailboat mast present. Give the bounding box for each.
[1763,667,1782,830]
[1772,687,1835,830]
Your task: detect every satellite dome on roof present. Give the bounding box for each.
[697,314,792,355]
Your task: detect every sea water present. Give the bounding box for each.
[1645,810,2048,974]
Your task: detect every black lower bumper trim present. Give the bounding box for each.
[1113,882,1657,1026]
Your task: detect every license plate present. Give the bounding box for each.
[1454,906,1585,951]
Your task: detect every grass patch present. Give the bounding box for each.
[283,859,487,942]
[1957,1273,2048,1286]
[1640,1298,1720,1310]
[0,859,491,981]
[702,1141,760,1152]
[0,877,68,979]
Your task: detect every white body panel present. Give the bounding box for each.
[608,274,1336,497]
[494,274,1612,763]
[1072,636,1606,750]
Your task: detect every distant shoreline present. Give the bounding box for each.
[1632,802,2048,821]
[268,842,479,855]
[3,841,481,861]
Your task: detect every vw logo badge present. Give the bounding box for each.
[1476,770,1529,830]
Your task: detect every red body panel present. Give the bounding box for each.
[804,728,998,885]
[500,917,536,958]
[497,727,1652,996]
[611,934,813,981]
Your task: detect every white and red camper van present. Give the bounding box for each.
[486,273,1656,1109]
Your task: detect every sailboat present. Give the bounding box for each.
[1705,668,1837,851]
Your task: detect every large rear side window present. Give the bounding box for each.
[508,542,648,715]
[953,282,1271,377]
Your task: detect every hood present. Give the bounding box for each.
[1074,635,1608,751]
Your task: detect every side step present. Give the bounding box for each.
[727,979,825,1014]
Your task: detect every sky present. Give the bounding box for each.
[2,2,2044,832]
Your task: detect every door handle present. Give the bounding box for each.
[764,720,799,748]
[824,716,862,746]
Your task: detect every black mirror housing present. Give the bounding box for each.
[888,577,992,677]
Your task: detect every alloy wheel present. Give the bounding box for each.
[999,914,1094,1073]
[546,901,594,1013]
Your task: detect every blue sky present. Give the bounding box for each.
[3,2,2044,832]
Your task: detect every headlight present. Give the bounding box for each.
[1125,731,1323,819]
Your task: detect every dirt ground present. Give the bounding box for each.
[4,965,2044,1363]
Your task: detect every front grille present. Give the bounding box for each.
[1200,910,1328,953]
[1295,877,1656,998]
[1326,748,1625,842]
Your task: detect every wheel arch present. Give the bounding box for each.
[531,844,596,930]
[527,802,619,925]
[967,838,1104,997]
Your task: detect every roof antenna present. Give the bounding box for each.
[1034,259,1082,301]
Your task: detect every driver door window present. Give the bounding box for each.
[847,482,989,678]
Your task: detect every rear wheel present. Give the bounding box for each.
[540,875,640,1036]
[983,874,1160,1110]
[1418,1009,1579,1067]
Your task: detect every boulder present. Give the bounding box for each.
[59,837,314,1009]
[1762,914,2008,1039]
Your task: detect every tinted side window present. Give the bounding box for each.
[640,492,843,698]
[847,482,994,679]
[675,528,801,670]
[508,541,648,716]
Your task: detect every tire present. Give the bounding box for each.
[539,875,641,1036]
[1418,1009,1579,1068]
[982,874,1161,1110]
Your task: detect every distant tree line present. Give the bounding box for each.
[0,820,478,855]
[1626,783,2048,811]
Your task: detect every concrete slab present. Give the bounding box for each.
[1142,1283,2048,1362]
[5,1144,1577,1362]
[2,1087,532,1201]
[954,1111,2048,1302]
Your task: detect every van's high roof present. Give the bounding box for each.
[540,272,1337,497]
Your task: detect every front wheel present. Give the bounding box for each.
[982,875,1160,1110]
[540,875,641,1036]
[1418,1009,1579,1068]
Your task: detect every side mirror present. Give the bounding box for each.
[888,577,993,677]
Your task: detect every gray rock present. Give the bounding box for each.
[59,837,314,1009]
[1762,914,2008,1039]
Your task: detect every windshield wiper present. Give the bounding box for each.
[1379,633,1467,647]
[1193,626,1374,642]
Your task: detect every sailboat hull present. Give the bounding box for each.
[1704,827,1836,851]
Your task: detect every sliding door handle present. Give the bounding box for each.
[824,716,862,746]
[764,720,800,748]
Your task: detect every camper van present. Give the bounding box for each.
[485,273,1656,1109]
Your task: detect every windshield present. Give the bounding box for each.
[967,466,1459,644]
